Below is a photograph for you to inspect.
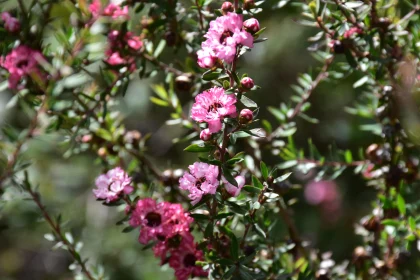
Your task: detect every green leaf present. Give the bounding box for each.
[277,160,298,170]
[202,69,222,81]
[252,175,264,189]
[122,226,135,233]
[184,143,214,153]
[153,40,166,58]
[150,97,169,107]
[240,95,258,108]
[260,161,268,180]
[254,223,266,238]
[409,216,416,231]
[151,84,168,99]
[381,219,400,227]
[222,167,238,187]
[397,194,406,216]
[189,213,210,220]
[344,150,353,163]
[215,212,234,220]
[204,222,214,238]
[273,172,292,183]
[243,185,261,194]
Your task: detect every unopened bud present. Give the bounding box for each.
[243,0,255,10]
[239,109,253,124]
[221,2,234,14]
[200,129,212,141]
[240,77,254,90]
[98,147,107,158]
[243,18,260,34]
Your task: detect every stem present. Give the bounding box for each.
[234,0,239,10]
[195,0,205,31]
[27,187,95,280]
[143,54,188,76]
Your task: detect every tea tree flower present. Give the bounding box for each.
[1,12,20,33]
[223,175,245,197]
[191,87,237,133]
[93,167,133,202]
[179,162,219,205]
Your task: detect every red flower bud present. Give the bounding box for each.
[200,129,212,141]
[221,2,234,15]
[239,109,253,124]
[243,18,260,34]
[241,77,254,90]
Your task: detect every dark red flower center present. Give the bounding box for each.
[145,212,162,227]
[195,177,206,190]
[207,102,222,113]
[16,59,29,69]
[183,253,197,267]
[167,234,183,248]
[219,30,234,45]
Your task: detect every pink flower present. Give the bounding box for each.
[304,180,338,205]
[239,109,253,124]
[93,167,133,202]
[89,0,102,18]
[1,12,20,32]
[103,3,129,19]
[191,87,237,133]
[129,199,193,244]
[179,162,219,205]
[197,47,217,69]
[153,230,195,263]
[343,27,362,39]
[169,242,208,280]
[0,45,44,89]
[125,33,143,50]
[240,76,254,90]
[199,12,253,64]
[106,51,125,65]
[223,175,245,197]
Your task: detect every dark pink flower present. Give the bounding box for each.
[200,129,212,141]
[103,3,129,19]
[179,162,219,205]
[125,32,143,50]
[153,230,195,263]
[106,52,125,65]
[198,12,253,65]
[0,45,45,89]
[93,167,133,202]
[241,76,254,90]
[129,199,192,244]
[191,87,237,133]
[1,12,20,33]
[169,242,208,280]
[243,18,260,34]
[89,0,101,18]
[343,27,362,39]
[239,108,253,124]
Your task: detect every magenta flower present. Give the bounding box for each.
[198,12,253,65]
[89,0,101,18]
[0,45,45,89]
[169,242,208,280]
[1,12,20,33]
[153,230,195,263]
[103,3,129,19]
[223,175,245,197]
[191,87,237,133]
[129,199,192,244]
[125,33,143,50]
[93,167,133,203]
[179,162,219,205]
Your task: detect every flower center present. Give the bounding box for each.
[219,30,234,45]
[207,102,222,113]
[183,253,197,267]
[16,59,29,69]
[195,177,206,190]
[145,212,162,227]
[167,234,183,248]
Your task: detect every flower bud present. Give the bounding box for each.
[239,109,253,124]
[243,18,260,34]
[240,77,254,90]
[243,0,255,10]
[221,2,234,14]
[200,129,212,141]
[175,75,193,92]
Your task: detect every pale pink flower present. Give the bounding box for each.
[304,180,338,205]
[129,199,192,244]
[0,45,44,89]
[243,18,260,34]
[179,162,219,205]
[223,175,245,197]
[93,167,133,202]
[191,87,237,133]
[200,128,212,141]
[1,12,20,32]
[169,242,208,280]
[197,47,217,69]
[199,12,253,64]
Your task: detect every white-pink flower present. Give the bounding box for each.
[223,175,245,197]
[197,47,217,69]
[198,12,254,65]
[190,87,237,133]
[93,167,133,202]
[179,162,219,205]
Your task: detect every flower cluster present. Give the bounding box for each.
[0,45,45,89]
[179,162,245,205]
[1,12,20,33]
[129,198,207,280]
[89,0,129,20]
[93,167,133,202]
[197,12,259,68]
[191,87,237,134]
[105,30,143,71]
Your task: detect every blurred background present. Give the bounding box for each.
[0,0,379,279]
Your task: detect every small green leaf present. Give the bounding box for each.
[381,219,400,227]
[252,175,264,189]
[184,143,214,153]
[240,95,258,108]
[397,194,406,216]
[222,167,238,187]
[260,161,268,180]
[277,160,298,170]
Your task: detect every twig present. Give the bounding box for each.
[297,158,368,167]
[143,54,188,76]
[27,185,95,280]
[195,0,205,31]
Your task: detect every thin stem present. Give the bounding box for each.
[297,158,368,167]
[27,187,95,280]
[333,0,364,30]
[195,0,205,31]
[143,54,188,76]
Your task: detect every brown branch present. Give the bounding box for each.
[195,0,205,31]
